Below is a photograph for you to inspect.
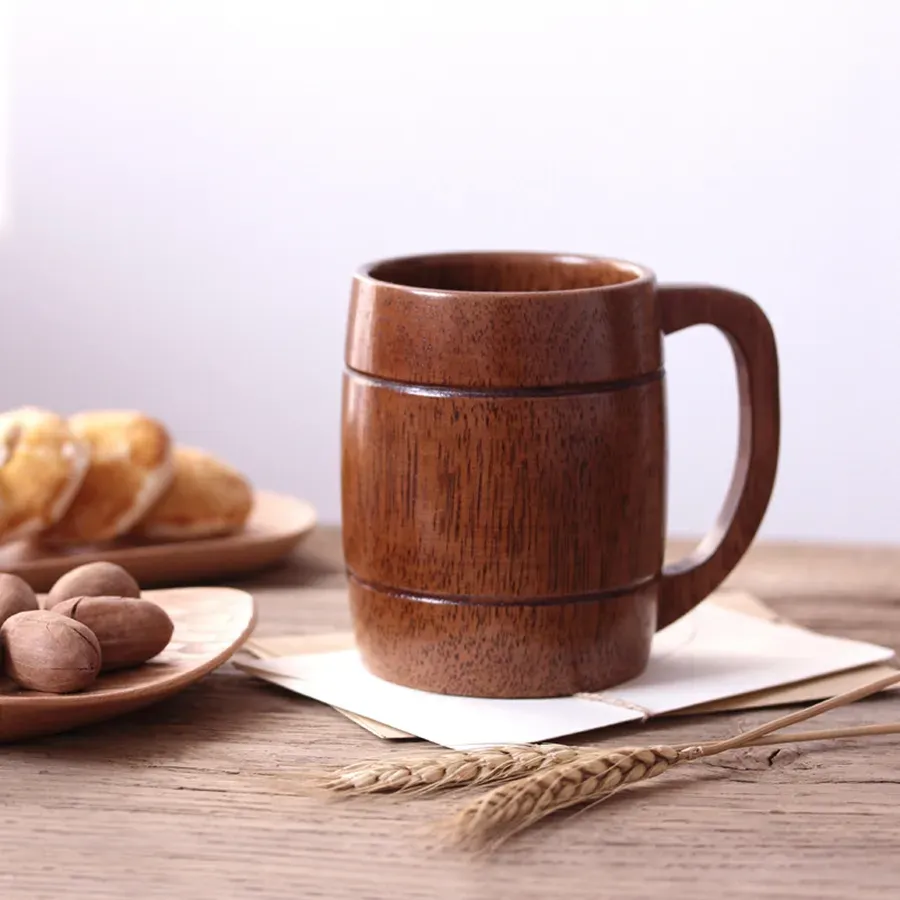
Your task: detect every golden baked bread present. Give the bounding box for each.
[0,407,90,542]
[132,446,253,540]
[41,410,174,545]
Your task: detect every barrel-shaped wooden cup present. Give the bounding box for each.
[342,252,780,698]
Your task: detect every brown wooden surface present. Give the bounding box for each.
[342,252,779,697]
[344,252,670,697]
[346,251,658,388]
[349,576,657,697]
[2,526,898,899]
[658,284,780,628]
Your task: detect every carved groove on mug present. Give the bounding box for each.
[347,570,657,608]
[343,367,665,398]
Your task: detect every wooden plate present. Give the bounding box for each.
[0,491,316,592]
[0,586,256,743]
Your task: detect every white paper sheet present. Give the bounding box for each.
[237,601,895,750]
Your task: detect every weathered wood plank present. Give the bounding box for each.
[1,529,898,899]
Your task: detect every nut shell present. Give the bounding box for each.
[1,610,101,693]
[0,573,39,627]
[45,562,140,610]
[53,596,173,671]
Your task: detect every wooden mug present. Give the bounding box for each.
[341,252,779,698]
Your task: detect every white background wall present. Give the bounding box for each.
[0,0,898,542]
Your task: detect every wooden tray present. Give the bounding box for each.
[0,491,316,592]
[0,586,256,742]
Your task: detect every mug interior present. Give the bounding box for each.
[364,252,647,294]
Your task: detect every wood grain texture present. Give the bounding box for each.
[348,576,656,697]
[342,375,665,597]
[347,251,660,388]
[2,529,899,899]
[658,285,780,628]
[342,253,779,697]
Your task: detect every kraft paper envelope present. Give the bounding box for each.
[239,588,898,746]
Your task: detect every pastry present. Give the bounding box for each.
[133,446,253,540]
[41,411,174,545]
[0,407,90,542]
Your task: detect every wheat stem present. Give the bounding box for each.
[698,670,900,755]
[681,721,900,752]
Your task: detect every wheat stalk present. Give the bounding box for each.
[312,721,900,799]
[439,670,900,849]
[310,743,579,795]
[311,675,900,798]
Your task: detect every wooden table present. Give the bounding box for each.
[3,530,899,899]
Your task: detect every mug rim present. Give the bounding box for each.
[355,250,655,297]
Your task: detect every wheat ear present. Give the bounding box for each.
[309,743,579,795]
[441,669,900,849]
[439,744,702,850]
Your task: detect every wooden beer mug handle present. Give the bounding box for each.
[656,285,780,630]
